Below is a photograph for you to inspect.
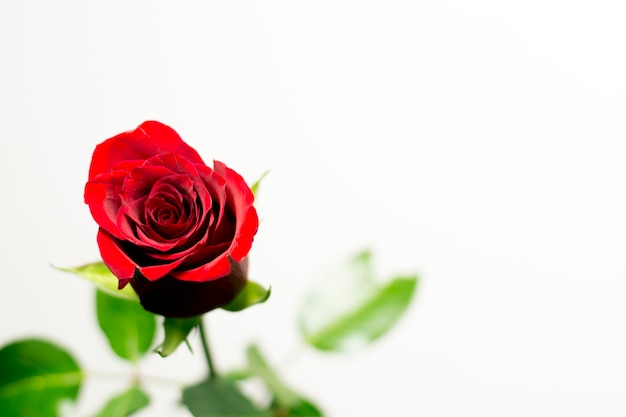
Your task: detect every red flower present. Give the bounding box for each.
[84,121,258,317]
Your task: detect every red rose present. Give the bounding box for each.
[84,121,258,317]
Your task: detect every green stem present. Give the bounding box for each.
[199,318,218,379]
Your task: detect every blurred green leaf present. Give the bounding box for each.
[300,250,418,351]
[222,281,271,312]
[182,378,271,417]
[246,345,323,416]
[155,316,200,358]
[55,262,138,301]
[305,277,417,351]
[281,399,323,417]
[246,344,298,407]
[250,170,270,197]
[222,369,254,382]
[96,289,156,362]
[0,339,82,417]
[92,385,149,417]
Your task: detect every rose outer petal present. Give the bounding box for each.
[97,229,137,286]
[139,257,186,281]
[85,161,143,240]
[98,227,189,284]
[169,251,232,282]
[214,161,259,261]
[230,206,259,261]
[88,121,204,181]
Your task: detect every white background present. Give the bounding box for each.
[1,1,625,416]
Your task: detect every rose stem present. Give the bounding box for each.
[199,317,218,380]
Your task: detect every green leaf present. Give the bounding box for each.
[182,378,271,417]
[55,262,138,301]
[92,385,149,417]
[281,399,323,417]
[221,281,271,312]
[250,170,270,197]
[96,289,156,362]
[0,339,82,417]
[222,369,254,382]
[300,250,418,351]
[246,345,323,416]
[155,316,201,358]
[246,345,298,407]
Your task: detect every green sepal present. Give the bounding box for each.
[246,344,323,416]
[91,385,149,417]
[221,281,271,312]
[155,316,201,358]
[96,289,157,362]
[0,339,82,417]
[182,378,271,417]
[55,262,138,301]
[250,170,270,198]
[300,250,418,352]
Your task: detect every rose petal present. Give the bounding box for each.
[98,226,185,282]
[207,212,236,246]
[120,165,179,206]
[85,161,143,239]
[196,163,227,230]
[145,152,202,177]
[138,256,186,281]
[96,228,137,285]
[135,225,181,251]
[214,161,259,261]
[214,160,254,207]
[88,121,204,180]
[117,196,148,238]
[170,251,232,282]
[118,173,201,248]
[229,206,259,261]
